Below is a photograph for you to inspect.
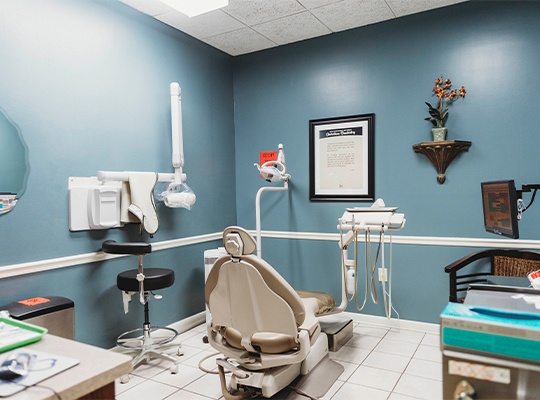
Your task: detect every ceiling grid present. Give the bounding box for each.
[119,0,468,56]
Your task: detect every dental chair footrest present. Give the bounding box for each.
[117,326,178,349]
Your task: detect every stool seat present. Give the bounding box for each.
[102,240,152,255]
[117,268,175,292]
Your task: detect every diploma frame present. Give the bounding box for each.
[309,114,374,201]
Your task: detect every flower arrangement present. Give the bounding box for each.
[425,76,466,128]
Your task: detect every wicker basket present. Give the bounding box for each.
[494,255,540,277]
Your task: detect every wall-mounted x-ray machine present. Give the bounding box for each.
[68,82,195,236]
[337,199,406,319]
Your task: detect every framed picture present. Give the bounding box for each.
[309,113,374,201]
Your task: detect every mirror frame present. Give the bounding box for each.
[0,106,30,215]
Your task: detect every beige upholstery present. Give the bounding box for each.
[297,290,337,316]
[206,255,307,328]
[205,226,321,368]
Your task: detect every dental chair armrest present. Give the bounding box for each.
[298,297,321,339]
[207,322,312,371]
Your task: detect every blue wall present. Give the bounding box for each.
[0,0,236,347]
[1,1,540,347]
[232,1,540,322]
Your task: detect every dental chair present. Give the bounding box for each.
[101,240,181,382]
[205,226,330,399]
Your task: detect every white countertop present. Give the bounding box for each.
[6,334,132,400]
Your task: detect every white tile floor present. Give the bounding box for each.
[115,321,442,399]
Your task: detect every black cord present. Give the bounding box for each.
[523,189,538,212]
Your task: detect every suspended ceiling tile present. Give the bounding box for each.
[118,0,174,16]
[203,27,277,56]
[253,11,332,46]
[155,9,245,39]
[297,0,345,9]
[119,0,470,56]
[222,0,307,26]
[310,0,396,32]
[385,0,468,17]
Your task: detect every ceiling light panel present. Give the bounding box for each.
[159,0,228,17]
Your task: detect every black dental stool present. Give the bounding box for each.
[102,240,182,383]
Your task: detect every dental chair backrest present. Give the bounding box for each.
[205,226,306,354]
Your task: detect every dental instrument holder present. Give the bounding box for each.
[254,144,291,258]
[337,200,406,318]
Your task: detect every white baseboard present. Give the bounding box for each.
[342,311,440,334]
[171,311,439,336]
[168,311,206,333]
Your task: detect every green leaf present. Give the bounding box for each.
[428,109,440,118]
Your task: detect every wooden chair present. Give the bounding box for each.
[444,249,540,302]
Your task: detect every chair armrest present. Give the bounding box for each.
[444,249,493,274]
[298,297,321,338]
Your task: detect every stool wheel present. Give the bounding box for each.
[120,374,130,384]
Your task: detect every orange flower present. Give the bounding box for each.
[425,75,466,128]
[446,90,458,100]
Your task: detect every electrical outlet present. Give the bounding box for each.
[378,267,388,282]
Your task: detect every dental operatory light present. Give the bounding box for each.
[254,144,290,257]
[159,0,228,17]
[254,148,290,183]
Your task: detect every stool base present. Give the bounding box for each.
[117,324,182,380]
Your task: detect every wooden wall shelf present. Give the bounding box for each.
[412,140,472,184]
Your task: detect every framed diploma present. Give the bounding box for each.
[309,114,374,201]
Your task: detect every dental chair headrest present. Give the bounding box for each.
[223,226,257,258]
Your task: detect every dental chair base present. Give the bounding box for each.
[211,330,329,399]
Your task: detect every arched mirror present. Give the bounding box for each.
[0,106,29,215]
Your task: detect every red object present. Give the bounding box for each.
[259,151,277,177]
[18,297,51,307]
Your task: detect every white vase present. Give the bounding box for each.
[431,127,447,142]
